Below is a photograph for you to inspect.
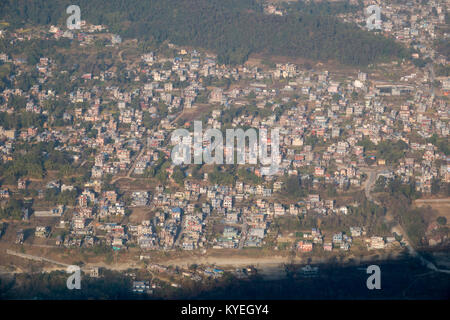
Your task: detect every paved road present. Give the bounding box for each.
[361,167,388,205]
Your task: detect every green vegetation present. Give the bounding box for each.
[0,38,71,66]
[376,140,408,164]
[385,177,419,200]
[0,199,24,219]
[0,141,76,184]
[379,180,429,246]
[172,166,185,185]
[399,207,429,246]
[208,166,235,185]
[427,134,449,156]
[434,39,450,59]
[143,153,170,183]
[0,269,135,299]
[44,189,78,206]
[320,192,387,235]
[0,110,45,130]
[237,167,262,185]
[281,175,307,199]
[358,138,408,164]
[435,63,450,77]
[0,0,407,66]
[0,62,13,90]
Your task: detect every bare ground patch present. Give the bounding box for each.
[414,198,450,221]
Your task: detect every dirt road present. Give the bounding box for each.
[111,142,147,184]
[5,249,140,274]
[358,167,450,274]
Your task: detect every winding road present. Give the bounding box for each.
[362,168,450,274]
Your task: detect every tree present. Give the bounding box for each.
[282,175,306,199]
[0,0,406,67]
[374,176,386,192]
[326,184,337,197]
[172,167,185,185]
[431,178,441,194]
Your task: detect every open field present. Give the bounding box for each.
[414,198,450,221]
[153,247,404,269]
[127,207,154,223]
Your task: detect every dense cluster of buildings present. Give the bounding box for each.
[0,0,448,257]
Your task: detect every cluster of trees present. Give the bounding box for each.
[208,166,235,185]
[435,63,450,77]
[0,142,75,184]
[434,39,450,60]
[143,152,169,183]
[358,138,408,165]
[279,174,337,200]
[0,0,407,66]
[376,140,409,164]
[427,134,449,156]
[315,192,388,235]
[172,166,185,185]
[0,199,24,219]
[44,188,78,206]
[0,111,45,130]
[375,176,420,201]
[273,191,388,237]
[0,37,70,66]
[285,0,362,16]
[237,167,262,185]
[0,62,13,91]
[217,104,272,127]
[377,177,430,246]
[0,269,136,299]
[344,193,387,235]
[281,175,308,199]
[398,206,429,246]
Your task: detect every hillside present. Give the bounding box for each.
[0,0,408,66]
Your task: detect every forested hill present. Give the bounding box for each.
[0,0,408,66]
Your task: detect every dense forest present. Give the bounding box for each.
[0,0,408,66]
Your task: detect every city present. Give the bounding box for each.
[0,0,448,302]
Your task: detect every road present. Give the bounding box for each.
[5,249,139,273]
[174,216,185,248]
[362,168,450,274]
[6,249,70,268]
[363,169,379,204]
[238,223,248,250]
[118,48,126,63]
[415,198,450,204]
[361,167,389,205]
[111,141,147,184]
